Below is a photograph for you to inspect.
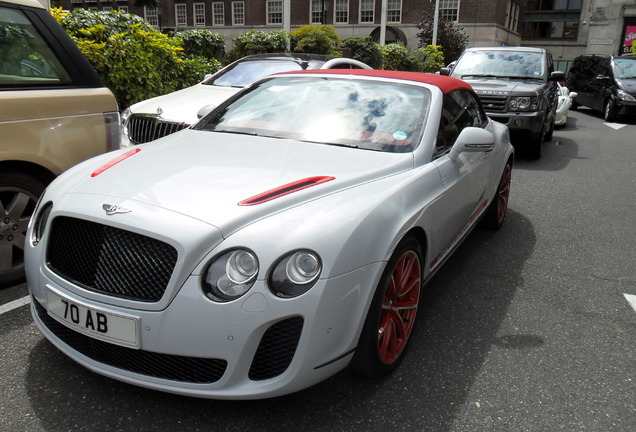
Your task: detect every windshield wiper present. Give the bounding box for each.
[461,74,500,79]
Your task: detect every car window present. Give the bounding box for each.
[436,90,486,157]
[0,6,72,86]
[197,76,431,153]
[206,60,309,88]
[453,50,546,79]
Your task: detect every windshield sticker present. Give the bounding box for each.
[393,131,408,141]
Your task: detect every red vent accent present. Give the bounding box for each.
[91,148,141,177]
[238,176,335,206]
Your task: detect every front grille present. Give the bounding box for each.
[34,299,227,383]
[249,316,304,381]
[479,95,508,113]
[127,114,188,144]
[47,216,178,302]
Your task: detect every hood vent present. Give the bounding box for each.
[239,176,335,206]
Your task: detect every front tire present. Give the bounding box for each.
[351,236,423,378]
[604,99,618,122]
[481,162,512,230]
[0,172,46,288]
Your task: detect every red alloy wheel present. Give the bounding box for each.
[377,249,421,364]
[496,165,512,224]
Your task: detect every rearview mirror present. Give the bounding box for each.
[449,128,495,162]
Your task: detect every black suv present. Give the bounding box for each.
[442,47,564,159]
[566,54,636,122]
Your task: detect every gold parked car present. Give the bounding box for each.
[0,0,120,287]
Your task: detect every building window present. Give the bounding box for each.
[233,1,245,25]
[267,0,283,25]
[311,0,323,24]
[523,21,578,39]
[359,0,374,23]
[195,3,206,26]
[387,0,401,23]
[118,5,128,13]
[144,6,158,27]
[70,0,82,4]
[175,4,187,27]
[334,0,348,24]
[211,3,223,26]
[439,0,459,22]
[103,6,112,11]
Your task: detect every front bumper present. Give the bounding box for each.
[28,261,381,399]
[488,111,545,142]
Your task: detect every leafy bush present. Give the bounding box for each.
[381,43,421,71]
[172,29,225,60]
[52,9,221,109]
[339,37,383,69]
[290,25,340,55]
[412,45,445,73]
[225,30,289,62]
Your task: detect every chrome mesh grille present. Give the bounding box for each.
[127,114,188,144]
[478,95,508,113]
[46,217,177,302]
[34,299,227,383]
[249,316,304,381]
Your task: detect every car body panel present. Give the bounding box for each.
[26,70,514,399]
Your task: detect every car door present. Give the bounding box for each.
[430,90,494,267]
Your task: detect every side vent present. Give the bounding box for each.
[238,176,335,206]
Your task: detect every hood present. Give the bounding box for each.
[462,78,548,96]
[617,77,636,95]
[129,84,241,125]
[67,130,413,237]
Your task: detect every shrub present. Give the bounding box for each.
[290,25,340,55]
[339,36,383,69]
[225,30,289,62]
[172,29,225,60]
[380,43,416,71]
[52,9,220,108]
[412,45,445,73]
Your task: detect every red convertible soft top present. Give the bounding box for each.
[278,68,473,94]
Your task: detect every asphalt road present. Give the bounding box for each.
[1,108,635,432]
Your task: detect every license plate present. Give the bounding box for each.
[45,286,139,348]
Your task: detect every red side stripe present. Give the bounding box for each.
[91,148,141,177]
[239,176,335,206]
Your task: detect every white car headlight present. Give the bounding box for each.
[202,249,258,302]
[617,89,636,102]
[30,200,52,246]
[269,250,321,298]
[120,107,131,135]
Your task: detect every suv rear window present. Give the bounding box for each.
[0,7,72,86]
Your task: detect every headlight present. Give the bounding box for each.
[202,249,258,302]
[269,250,322,298]
[30,200,52,246]
[509,96,540,111]
[120,107,131,135]
[617,90,636,102]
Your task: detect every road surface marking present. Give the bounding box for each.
[625,294,636,313]
[0,295,31,316]
[604,122,627,130]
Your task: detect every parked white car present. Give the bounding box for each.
[120,53,371,147]
[555,83,578,127]
[27,70,514,399]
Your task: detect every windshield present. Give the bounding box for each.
[205,59,324,88]
[453,50,546,80]
[613,59,636,79]
[196,76,431,153]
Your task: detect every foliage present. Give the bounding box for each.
[339,37,383,69]
[380,43,421,72]
[412,45,445,73]
[416,12,469,63]
[290,25,340,55]
[225,30,289,63]
[172,29,225,60]
[54,9,220,109]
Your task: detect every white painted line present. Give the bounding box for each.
[625,294,636,314]
[604,122,627,130]
[0,295,31,316]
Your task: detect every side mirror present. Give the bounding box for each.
[569,91,578,99]
[550,71,565,81]
[448,127,495,162]
[440,67,451,76]
[197,104,216,119]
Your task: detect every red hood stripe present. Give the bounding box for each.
[91,148,141,177]
[238,176,335,206]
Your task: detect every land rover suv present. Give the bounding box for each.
[0,0,120,287]
[442,47,564,159]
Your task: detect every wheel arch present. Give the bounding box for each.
[0,160,56,187]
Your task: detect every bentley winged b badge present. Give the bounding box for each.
[102,204,132,215]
